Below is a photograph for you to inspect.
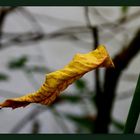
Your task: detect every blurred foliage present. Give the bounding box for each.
[0,73,8,81]
[8,56,28,69]
[64,114,94,131]
[74,79,87,91]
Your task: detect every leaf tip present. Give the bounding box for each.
[97,44,115,68]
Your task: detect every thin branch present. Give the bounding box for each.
[84,7,102,114]
[10,106,46,133]
[1,9,140,50]
[16,7,44,33]
[51,108,70,133]
[1,8,140,50]
[0,7,17,47]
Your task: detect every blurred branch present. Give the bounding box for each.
[0,28,87,50]
[0,9,140,50]
[25,8,140,31]
[16,7,44,33]
[10,100,70,133]
[31,119,40,134]
[32,12,82,27]
[10,106,46,133]
[51,108,70,133]
[94,29,140,133]
[0,7,17,47]
[84,8,102,132]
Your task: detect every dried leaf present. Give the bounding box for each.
[0,45,114,109]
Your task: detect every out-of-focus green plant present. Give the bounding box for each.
[64,113,94,131]
[124,74,140,133]
[8,56,28,69]
[75,79,87,91]
[0,73,8,81]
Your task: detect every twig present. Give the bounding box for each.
[84,7,101,117]
[0,7,17,47]
[10,106,46,133]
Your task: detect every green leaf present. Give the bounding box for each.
[0,73,8,81]
[8,56,28,69]
[124,74,140,133]
[74,79,87,90]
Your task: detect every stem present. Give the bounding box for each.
[0,9,7,47]
[84,7,103,133]
[91,27,101,106]
[84,7,101,106]
[124,74,140,133]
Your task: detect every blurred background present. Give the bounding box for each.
[0,6,140,133]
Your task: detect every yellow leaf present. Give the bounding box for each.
[0,45,114,109]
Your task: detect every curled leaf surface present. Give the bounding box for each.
[0,45,114,109]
